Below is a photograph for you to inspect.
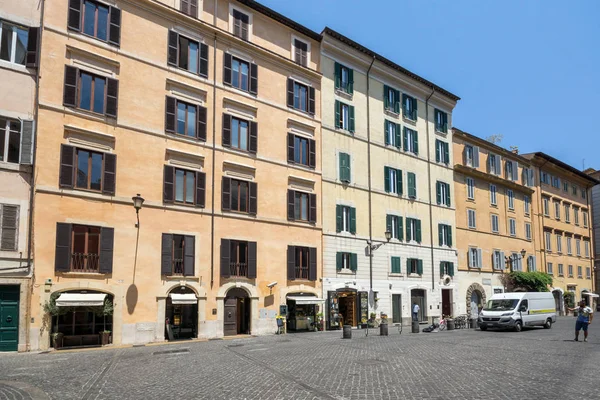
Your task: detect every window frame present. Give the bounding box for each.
[229,178,250,213]
[74,148,105,192]
[293,81,309,112]
[0,204,20,251]
[230,115,250,152]
[558,264,564,276]
[0,117,21,164]
[229,240,249,277]
[545,231,552,252]
[554,201,560,220]
[466,178,475,200]
[489,184,497,206]
[556,234,562,253]
[439,224,452,247]
[407,258,419,275]
[567,236,572,255]
[467,209,476,229]
[577,265,583,278]
[77,70,107,115]
[230,56,250,91]
[294,191,309,221]
[294,246,310,280]
[231,7,251,41]
[507,190,514,210]
[568,265,573,277]
[292,36,310,67]
[491,214,499,234]
[543,197,550,216]
[0,20,29,65]
[469,247,480,269]
[509,218,516,237]
[70,224,101,273]
[576,239,581,256]
[525,222,532,241]
[173,167,197,205]
[80,0,111,43]
[174,98,200,138]
[524,195,530,214]
[434,109,448,133]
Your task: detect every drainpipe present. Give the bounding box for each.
[424,89,435,292]
[584,185,594,294]
[365,56,375,298]
[210,0,218,289]
[536,159,549,281]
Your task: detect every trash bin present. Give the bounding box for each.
[342,325,352,339]
[411,321,420,333]
[471,318,478,329]
[447,319,455,331]
[380,322,388,336]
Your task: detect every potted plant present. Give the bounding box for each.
[43,292,69,349]
[315,313,324,331]
[94,298,114,345]
[51,332,64,349]
[100,330,111,345]
[360,318,367,329]
[368,312,377,328]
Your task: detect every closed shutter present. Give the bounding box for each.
[67,0,82,31]
[195,171,206,208]
[287,133,295,163]
[286,78,294,108]
[349,207,356,234]
[308,86,315,115]
[63,66,78,107]
[436,182,441,205]
[417,259,423,275]
[383,85,389,109]
[287,190,295,220]
[348,68,354,94]
[392,257,401,274]
[334,100,340,129]
[406,259,411,275]
[445,183,451,206]
[249,182,257,215]
[336,252,342,271]
[161,234,173,275]
[412,131,419,154]
[308,139,316,168]
[350,253,357,272]
[19,120,34,165]
[396,170,403,195]
[408,173,416,198]
[197,105,207,141]
[448,262,454,277]
[386,214,392,235]
[444,142,449,164]
[99,227,114,274]
[183,235,195,276]
[512,161,519,181]
[0,205,18,251]
[416,220,422,243]
[54,223,72,272]
[334,62,341,89]
[438,224,443,246]
[287,245,296,280]
[477,249,483,269]
[403,128,409,152]
[435,141,441,163]
[440,262,445,277]
[105,78,119,118]
[163,165,174,203]
[220,239,231,278]
[247,241,257,279]
[249,121,258,153]
[199,43,209,78]
[384,167,390,192]
[309,193,317,223]
[309,247,317,281]
[500,251,506,270]
[473,146,480,168]
[168,31,179,66]
[221,176,231,211]
[397,217,403,241]
[384,121,389,146]
[102,153,116,196]
[249,63,258,95]
[495,155,501,175]
[164,96,177,133]
[348,105,355,133]
[395,124,401,149]
[26,27,39,68]
[448,226,453,247]
[222,114,231,147]
[336,205,342,232]
[406,219,412,242]
[108,7,121,47]
[59,144,75,189]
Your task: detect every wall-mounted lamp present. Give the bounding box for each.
[368,231,392,253]
[132,194,145,228]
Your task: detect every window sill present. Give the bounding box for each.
[402,116,417,125]
[384,109,400,118]
[407,273,422,278]
[335,127,354,135]
[0,59,32,75]
[166,131,206,143]
[287,161,314,170]
[435,128,448,135]
[334,89,353,100]
[66,106,116,123]
[164,275,199,281]
[337,269,355,275]
[490,204,498,208]
[0,162,32,173]
[60,272,107,277]
[492,231,499,235]
[388,273,404,278]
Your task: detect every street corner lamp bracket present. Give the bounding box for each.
[368,231,392,253]
[132,193,145,228]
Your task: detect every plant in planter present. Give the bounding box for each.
[315,313,324,331]
[51,332,64,349]
[94,298,114,345]
[360,318,368,329]
[43,292,70,349]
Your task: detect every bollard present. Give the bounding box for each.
[342,324,352,339]
[447,319,455,331]
[471,318,478,329]
[411,321,420,333]
[380,322,388,336]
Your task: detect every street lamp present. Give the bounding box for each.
[505,249,527,273]
[132,194,145,228]
[368,231,392,253]
[367,231,392,317]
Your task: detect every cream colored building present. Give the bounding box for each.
[453,129,537,318]
[30,0,322,350]
[0,0,40,352]
[320,28,459,327]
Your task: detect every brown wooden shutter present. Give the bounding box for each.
[294,40,302,65]
[287,245,296,280]
[54,223,72,272]
[102,153,116,196]
[108,7,121,47]
[309,139,316,168]
[161,234,173,275]
[195,171,206,208]
[0,205,18,251]
[221,176,231,211]
[287,189,295,220]
[249,182,257,215]
[220,238,231,278]
[163,165,174,203]
[26,27,38,68]
[249,121,258,154]
[309,193,317,223]
[67,0,82,31]
[287,79,294,107]
[222,114,231,147]
[190,0,198,17]
[99,227,114,274]
[105,78,118,118]
[308,86,315,115]
[19,120,34,165]
[165,96,176,133]
[287,133,295,163]
[197,105,207,141]
[308,247,317,281]
[63,66,78,108]
[59,144,75,189]
[183,235,195,276]
[249,63,258,95]
[247,241,257,279]
[199,43,208,78]
[223,53,232,86]
[168,31,179,66]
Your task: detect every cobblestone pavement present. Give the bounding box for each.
[0,317,598,400]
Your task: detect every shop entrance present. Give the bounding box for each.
[165,287,198,341]
[338,291,357,327]
[224,288,250,336]
[0,285,19,352]
[411,289,426,322]
[441,289,452,318]
[286,294,322,331]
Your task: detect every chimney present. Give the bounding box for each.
[510,146,519,154]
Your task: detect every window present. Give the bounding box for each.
[558,264,564,276]
[68,0,121,46]
[287,190,316,223]
[386,215,403,240]
[511,252,522,272]
[576,239,581,256]
[180,0,198,17]
[0,21,29,65]
[568,265,573,277]
[384,85,400,113]
[547,262,553,275]
[336,205,356,234]
[527,255,536,272]
[294,247,311,279]
[574,207,579,225]
[578,266,583,278]
[231,57,250,90]
[0,118,21,164]
[488,154,501,175]
[507,190,514,210]
[407,258,423,275]
[585,241,590,258]
[552,176,560,188]
[468,209,476,229]
[587,267,591,279]
[543,197,550,216]
[434,109,448,133]
[384,167,403,195]
[287,79,315,114]
[287,246,316,281]
[385,120,401,148]
[75,148,104,192]
[229,178,253,213]
[0,204,19,251]
[505,161,513,181]
[54,223,114,274]
[232,9,249,40]
[406,218,422,243]
[334,62,353,94]
[522,167,534,186]
[175,168,197,205]
[572,185,578,196]
[540,171,549,184]
[165,97,207,140]
[554,201,560,220]
[556,234,562,253]
[436,181,451,206]
[293,39,308,67]
[466,178,475,200]
[491,214,499,234]
[440,261,454,277]
[464,145,479,167]
[407,172,417,199]
[228,240,250,277]
[565,204,570,223]
[163,166,205,207]
[545,231,552,251]
[222,114,257,153]
[509,218,516,237]
[489,184,497,205]
[287,134,315,168]
[524,196,530,214]
[492,250,504,270]
[391,257,402,274]
[335,101,354,132]
[336,252,357,272]
[582,189,587,200]
[63,66,118,118]
[468,247,482,269]
[71,225,101,272]
[168,32,208,76]
[435,140,449,164]
[525,222,532,241]
[567,236,572,255]
[163,234,196,276]
[59,145,116,196]
[438,224,452,247]
[403,127,418,155]
[339,152,351,182]
[402,94,417,120]
[583,211,588,228]
[563,181,569,192]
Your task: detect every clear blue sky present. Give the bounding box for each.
[260,0,599,171]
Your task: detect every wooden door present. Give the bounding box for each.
[346,295,356,326]
[392,294,402,323]
[442,290,452,318]
[0,286,19,352]
[224,297,237,336]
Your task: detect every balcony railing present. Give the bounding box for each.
[71,253,100,273]
[172,258,184,275]
[295,266,308,280]
[229,263,248,277]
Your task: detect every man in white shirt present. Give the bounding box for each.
[568,300,593,342]
[412,303,420,322]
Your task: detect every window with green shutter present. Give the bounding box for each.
[407,218,422,243]
[438,224,452,247]
[404,127,418,155]
[339,152,351,183]
[384,167,403,195]
[440,261,454,277]
[402,94,417,120]
[435,109,448,133]
[407,172,416,199]
[385,120,401,148]
[384,85,400,113]
[336,205,356,234]
[391,256,401,274]
[436,181,451,206]
[336,101,354,132]
[386,214,403,240]
[407,258,422,275]
[435,140,449,164]
[335,62,353,94]
[336,252,357,272]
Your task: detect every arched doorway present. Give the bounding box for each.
[466,283,486,319]
[224,288,250,336]
[410,289,426,322]
[470,291,482,319]
[165,287,198,341]
[552,289,563,315]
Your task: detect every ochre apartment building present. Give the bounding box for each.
[30,0,322,350]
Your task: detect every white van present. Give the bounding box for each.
[478,292,557,332]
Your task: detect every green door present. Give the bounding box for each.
[0,285,20,352]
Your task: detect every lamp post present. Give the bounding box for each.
[367,231,392,317]
[132,194,145,228]
[505,249,527,273]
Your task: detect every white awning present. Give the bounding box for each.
[56,293,107,307]
[170,293,197,305]
[287,296,325,305]
[583,293,599,298]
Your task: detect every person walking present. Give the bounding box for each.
[568,300,593,342]
[412,302,420,322]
